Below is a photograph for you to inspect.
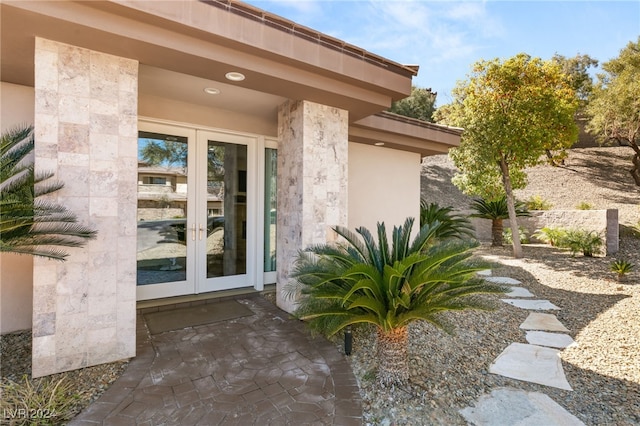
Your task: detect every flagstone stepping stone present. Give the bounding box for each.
[520,313,569,332]
[477,269,492,277]
[485,276,522,285]
[460,387,585,426]
[502,299,560,310]
[506,286,535,298]
[526,331,575,349]
[489,343,572,391]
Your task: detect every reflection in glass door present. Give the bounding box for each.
[136,125,196,300]
[205,141,247,278]
[136,122,273,300]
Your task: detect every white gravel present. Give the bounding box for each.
[342,237,640,425]
[346,147,640,425]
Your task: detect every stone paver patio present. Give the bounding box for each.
[70,295,362,425]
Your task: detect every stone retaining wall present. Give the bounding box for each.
[469,209,619,255]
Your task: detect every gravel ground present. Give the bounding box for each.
[344,235,640,426]
[0,332,128,420]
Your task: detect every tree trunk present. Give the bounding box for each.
[376,326,409,386]
[499,157,523,258]
[491,218,504,247]
[630,142,640,186]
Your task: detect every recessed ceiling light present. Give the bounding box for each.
[225,72,245,82]
[204,87,220,95]
[374,142,385,146]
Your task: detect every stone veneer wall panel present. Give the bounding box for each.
[32,38,138,377]
[276,100,348,313]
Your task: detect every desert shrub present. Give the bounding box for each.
[561,229,603,257]
[576,202,593,210]
[533,227,568,246]
[525,195,553,210]
[503,226,530,244]
[0,376,79,425]
[610,259,634,281]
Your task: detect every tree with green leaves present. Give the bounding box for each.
[1,125,96,260]
[586,37,640,186]
[435,54,579,258]
[552,53,599,105]
[388,86,437,122]
[288,218,505,386]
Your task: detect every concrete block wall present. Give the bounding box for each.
[470,209,619,255]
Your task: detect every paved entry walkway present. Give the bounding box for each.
[71,296,362,425]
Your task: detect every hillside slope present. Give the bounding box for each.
[421,146,640,225]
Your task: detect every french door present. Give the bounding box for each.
[136,121,276,301]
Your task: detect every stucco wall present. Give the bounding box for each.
[348,142,421,233]
[0,82,35,334]
[32,39,138,377]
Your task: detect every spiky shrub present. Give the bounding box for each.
[0,376,79,425]
[561,229,603,257]
[470,196,530,247]
[610,259,634,282]
[533,227,568,247]
[288,218,506,386]
[0,125,96,259]
[525,195,553,210]
[419,200,475,241]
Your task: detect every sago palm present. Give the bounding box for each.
[420,199,475,241]
[470,196,529,247]
[1,125,96,260]
[288,218,505,386]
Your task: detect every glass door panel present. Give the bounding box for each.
[136,125,196,300]
[264,148,277,273]
[205,141,247,278]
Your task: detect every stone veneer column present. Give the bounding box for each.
[276,100,348,313]
[32,38,138,377]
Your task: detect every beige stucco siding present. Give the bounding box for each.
[1,82,35,334]
[348,142,421,234]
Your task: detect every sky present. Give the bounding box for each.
[244,0,640,105]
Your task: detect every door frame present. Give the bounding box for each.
[137,118,277,301]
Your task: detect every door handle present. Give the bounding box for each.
[199,224,204,240]
[191,224,196,241]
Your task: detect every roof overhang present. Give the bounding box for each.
[351,112,462,157]
[1,0,416,121]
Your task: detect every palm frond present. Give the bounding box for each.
[0,124,96,259]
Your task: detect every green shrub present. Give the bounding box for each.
[561,229,603,257]
[533,227,568,246]
[576,202,593,210]
[525,195,553,210]
[0,376,79,425]
[610,259,634,281]
[503,226,530,244]
[419,200,475,241]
